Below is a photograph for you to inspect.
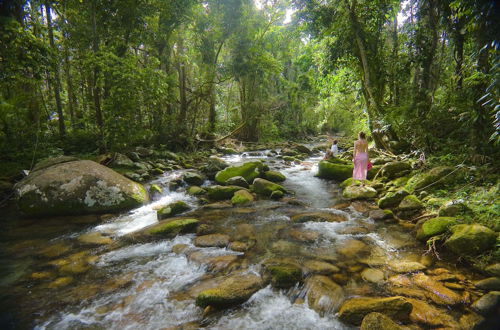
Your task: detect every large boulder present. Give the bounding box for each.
[317,161,353,181]
[252,178,286,197]
[264,261,302,288]
[338,296,412,325]
[380,161,412,180]
[215,161,262,184]
[342,185,378,200]
[16,159,148,217]
[398,195,424,211]
[206,185,244,201]
[263,170,286,182]
[416,217,458,241]
[195,274,263,308]
[378,190,409,209]
[305,275,345,314]
[199,157,229,179]
[444,224,497,255]
[183,171,205,186]
[405,166,456,192]
[471,291,500,316]
[438,200,470,217]
[231,190,254,205]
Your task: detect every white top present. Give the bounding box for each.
[331,144,339,156]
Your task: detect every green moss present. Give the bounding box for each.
[187,186,206,196]
[252,178,286,197]
[317,161,353,181]
[267,264,302,288]
[378,190,409,209]
[231,190,254,205]
[398,195,424,210]
[149,184,162,195]
[206,185,243,201]
[444,224,497,255]
[416,217,458,241]
[214,162,262,184]
[263,170,286,182]
[405,166,455,192]
[340,178,362,188]
[147,218,199,236]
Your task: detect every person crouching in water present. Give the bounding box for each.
[352,132,369,182]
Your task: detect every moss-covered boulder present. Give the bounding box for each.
[214,161,262,184]
[194,234,230,248]
[183,171,205,186]
[187,186,206,196]
[339,178,362,188]
[438,200,471,217]
[444,224,497,255]
[305,275,345,314]
[412,273,463,305]
[157,200,190,219]
[317,161,353,181]
[149,184,162,195]
[231,190,254,205]
[252,178,286,197]
[195,274,263,308]
[338,296,412,325]
[343,185,378,200]
[360,312,404,330]
[380,161,412,180]
[108,153,135,169]
[291,212,348,223]
[32,156,80,172]
[416,217,458,241]
[378,190,409,209]
[199,157,229,179]
[144,218,199,236]
[398,195,424,211]
[206,185,244,201]
[270,190,284,199]
[406,298,458,328]
[405,166,455,192]
[263,170,286,182]
[226,176,249,188]
[16,159,148,217]
[265,262,302,288]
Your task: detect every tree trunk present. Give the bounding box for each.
[63,37,77,129]
[45,1,66,138]
[91,0,105,153]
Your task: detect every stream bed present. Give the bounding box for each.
[0,151,491,329]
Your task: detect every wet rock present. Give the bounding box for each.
[206,185,243,201]
[172,244,190,254]
[294,144,312,154]
[231,190,254,205]
[48,276,74,288]
[144,218,199,237]
[157,200,190,219]
[339,178,363,189]
[39,243,71,258]
[471,291,500,316]
[444,224,497,256]
[270,190,284,199]
[331,202,351,210]
[234,224,256,241]
[459,313,485,330]
[16,159,148,217]
[263,170,286,182]
[475,277,500,291]
[226,176,249,188]
[485,263,500,277]
[291,212,348,223]
[195,274,263,308]
[183,171,205,186]
[398,195,424,211]
[149,184,162,196]
[338,296,412,325]
[337,239,369,258]
[406,297,458,328]
[201,202,232,209]
[378,190,409,209]
[304,260,340,275]
[317,161,353,181]
[199,157,229,179]
[388,261,426,273]
[343,185,378,200]
[361,268,385,284]
[337,226,370,235]
[305,275,345,314]
[32,156,80,172]
[108,153,135,168]
[194,234,230,248]
[380,161,412,180]
[416,217,458,241]
[360,312,404,330]
[289,228,319,243]
[187,186,206,196]
[215,161,262,184]
[229,241,249,252]
[205,255,240,272]
[412,273,463,305]
[252,178,286,197]
[78,232,113,245]
[369,209,394,221]
[351,200,378,214]
[265,262,302,288]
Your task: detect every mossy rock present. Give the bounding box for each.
[405,166,455,192]
[398,195,424,211]
[32,156,79,172]
[231,190,254,205]
[195,274,263,308]
[252,178,286,197]
[305,275,345,314]
[16,159,148,217]
[226,176,249,188]
[157,200,190,219]
[265,263,302,288]
[340,178,363,188]
[343,185,378,200]
[206,185,244,201]
[317,161,353,181]
[360,312,404,330]
[338,296,412,325]
[145,218,199,236]
[438,200,471,217]
[214,161,262,184]
[187,186,206,196]
[263,170,286,182]
[291,212,348,223]
[444,224,497,255]
[378,190,409,209]
[380,161,412,180]
[183,171,205,186]
[416,217,458,241]
[270,190,284,200]
[149,184,162,195]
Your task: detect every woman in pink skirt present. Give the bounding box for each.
[352,132,369,181]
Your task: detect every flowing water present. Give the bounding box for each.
[0,150,488,329]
